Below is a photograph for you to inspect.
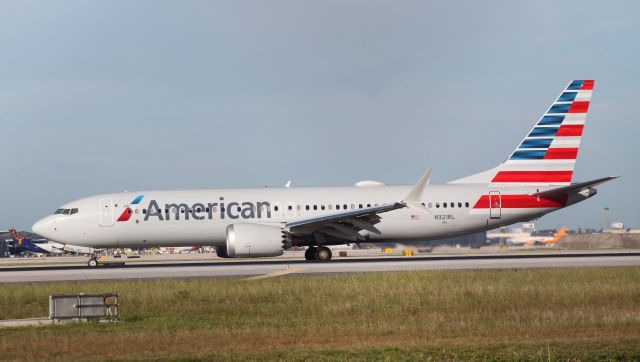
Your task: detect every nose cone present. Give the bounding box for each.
[32,217,54,240]
[32,219,45,236]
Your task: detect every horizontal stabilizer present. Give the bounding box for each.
[531,176,618,197]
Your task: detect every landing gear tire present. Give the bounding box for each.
[305,247,317,261]
[87,258,98,268]
[216,245,231,258]
[315,246,332,261]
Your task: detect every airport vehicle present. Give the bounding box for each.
[32,80,617,266]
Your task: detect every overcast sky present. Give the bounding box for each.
[2,0,638,231]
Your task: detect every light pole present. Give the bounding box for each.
[603,207,610,232]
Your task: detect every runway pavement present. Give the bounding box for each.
[1,252,639,283]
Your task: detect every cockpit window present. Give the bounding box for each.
[62,209,71,215]
[54,209,63,214]
[70,208,79,215]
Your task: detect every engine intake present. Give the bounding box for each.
[226,223,285,258]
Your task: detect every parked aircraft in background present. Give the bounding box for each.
[487,224,567,246]
[32,80,616,266]
[7,229,60,255]
[159,246,201,254]
[7,229,95,256]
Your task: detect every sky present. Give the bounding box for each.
[1,0,638,231]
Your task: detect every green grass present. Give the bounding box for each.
[0,267,639,361]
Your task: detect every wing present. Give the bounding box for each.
[283,168,432,244]
[285,202,405,242]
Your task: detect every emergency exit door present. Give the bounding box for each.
[489,191,502,219]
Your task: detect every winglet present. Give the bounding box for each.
[403,168,432,208]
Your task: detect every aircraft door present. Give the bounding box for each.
[489,191,502,219]
[99,198,115,227]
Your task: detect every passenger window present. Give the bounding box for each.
[288,205,293,211]
[465,202,470,208]
[135,209,140,214]
[328,205,332,210]
[306,205,310,211]
[70,208,79,215]
[344,204,348,210]
[443,203,447,208]
[367,204,371,208]
[321,205,325,210]
[143,209,147,214]
[359,204,363,209]
[428,202,433,208]
[451,203,455,208]
[237,206,241,212]
[458,202,462,208]
[274,205,279,211]
[205,208,209,213]
[336,205,341,210]
[297,205,301,211]
[351,204,355,209]
[436,203,440,208]
[313,205,318,210]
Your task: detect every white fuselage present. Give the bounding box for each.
[31,183,579,249]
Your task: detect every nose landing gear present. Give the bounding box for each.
[304,246,332,261]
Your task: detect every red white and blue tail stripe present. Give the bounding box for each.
[451,80,593,186]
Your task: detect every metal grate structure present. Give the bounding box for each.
[49,293,119,323]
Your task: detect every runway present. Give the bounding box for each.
[1,252,639,283]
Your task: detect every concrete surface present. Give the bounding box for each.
[0,252,638,283]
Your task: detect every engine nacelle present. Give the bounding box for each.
[226,223,285,258]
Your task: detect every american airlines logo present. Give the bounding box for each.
[118,195,273,222]
[117,195,144,222]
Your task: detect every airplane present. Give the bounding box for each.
[32,80,617,267]
[543,226,567,245]
[7,229,61,255]
[487,224,567,246]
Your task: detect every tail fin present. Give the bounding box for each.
[8,229,25,245]
[546,226,567,244]
[451,80,594,186]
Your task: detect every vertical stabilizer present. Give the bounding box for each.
[450,80,594,186]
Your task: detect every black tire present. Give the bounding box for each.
[87,258,98,267]
[315,246,332,261]
[304,247,317,261]
[216,245,230,258]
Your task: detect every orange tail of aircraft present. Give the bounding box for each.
[545,226,567,244]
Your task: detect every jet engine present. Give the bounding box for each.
[225,223,285,257]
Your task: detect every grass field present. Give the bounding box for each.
[0,267,639,361]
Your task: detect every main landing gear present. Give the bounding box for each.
[304,246,332,261]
